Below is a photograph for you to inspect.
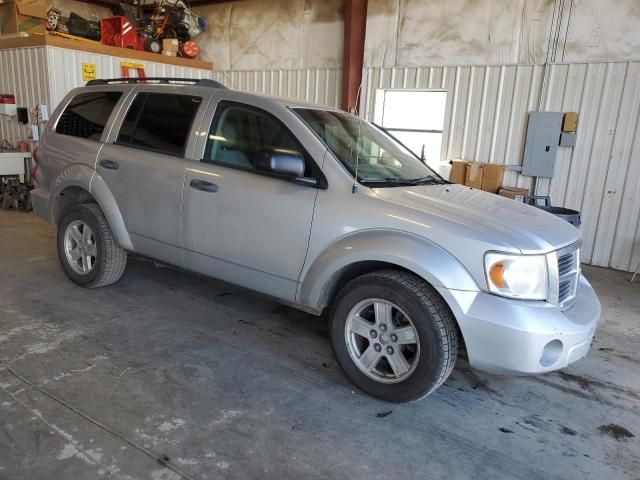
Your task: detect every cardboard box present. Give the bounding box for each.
[448,160,469,184]
[498,186,529,202]
[162,38,179,52]
[0,0,48,35]
[480,163,505,193]
[465,162,484,189]
[163,50,177,57]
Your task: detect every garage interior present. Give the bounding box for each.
[1,0,639,479]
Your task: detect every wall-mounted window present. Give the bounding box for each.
[374,90,447,169]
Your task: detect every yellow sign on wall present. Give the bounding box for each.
[82,63,97,82]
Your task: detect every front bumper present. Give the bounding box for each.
[436,275,601,374]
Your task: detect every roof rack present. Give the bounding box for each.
[85,78,227,89]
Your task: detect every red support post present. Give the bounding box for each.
[341,0,368,114]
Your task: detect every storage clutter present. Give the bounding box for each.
[1,0,207,60]
[450,160,506,194]
[0,0,48,35]
[448,160,529,200]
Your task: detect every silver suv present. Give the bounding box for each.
[31,78,601,402]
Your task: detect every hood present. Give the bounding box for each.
[371,184,580,254]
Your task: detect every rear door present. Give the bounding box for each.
[97,88,208,262]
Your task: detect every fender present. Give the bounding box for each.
[297,229,480,311]
[50,164,134,251]
[49,163,95,222]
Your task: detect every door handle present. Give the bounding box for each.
[190,179,219,193]
[99,159,119,170]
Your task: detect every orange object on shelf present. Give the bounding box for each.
[181,41,200,59]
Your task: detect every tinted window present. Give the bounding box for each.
[117,93,201,156]
[204,102,313,176]
[56,92,122,140]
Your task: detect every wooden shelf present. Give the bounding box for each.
[0,34,213,71]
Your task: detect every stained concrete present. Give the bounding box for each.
[0,209,638,480]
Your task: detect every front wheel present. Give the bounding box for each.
[330,270,458,402]
[57,203,127,288]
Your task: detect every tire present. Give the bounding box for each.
[144,38,162,53]
[57,203,127,288]
[330,270,458,403]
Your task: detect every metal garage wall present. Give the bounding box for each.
[211,69,342,108]
[0,47,50,146]
[362,62,640,272]
[1,45,212,144]
[45,46,213,108]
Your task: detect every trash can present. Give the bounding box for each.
[523,195,581,227]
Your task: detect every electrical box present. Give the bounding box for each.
[560,132,577,147]
[521,112,563,178]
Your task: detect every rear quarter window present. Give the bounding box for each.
[56,91,122,140]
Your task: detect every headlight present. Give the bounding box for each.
[484,252,548,300]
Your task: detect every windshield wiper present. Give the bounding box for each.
[361,175,445,187]
[360,177,419,187]
[405,175,447,185]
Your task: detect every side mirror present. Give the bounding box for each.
[256,148,305,178]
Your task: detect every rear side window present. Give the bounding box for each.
[56,92,122,140]
[116,93,202,157]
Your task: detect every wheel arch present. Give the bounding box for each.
[51,165,133,251]
[297,230,480,314]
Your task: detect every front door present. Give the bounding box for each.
[181,99,321,301]
[97,90,203,263]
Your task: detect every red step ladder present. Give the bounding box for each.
[120,61,146,81]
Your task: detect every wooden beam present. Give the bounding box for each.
[341,0,367,113]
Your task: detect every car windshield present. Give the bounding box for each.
[294,108,445,187]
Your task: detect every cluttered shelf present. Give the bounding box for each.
[0,33,213,70]
[0,0,213,70]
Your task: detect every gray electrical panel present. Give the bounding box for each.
[521,112,563,178]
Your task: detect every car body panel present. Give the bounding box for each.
[298,228,480,310]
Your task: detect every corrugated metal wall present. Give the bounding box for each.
[212,69,342,108]
[0,47,50,147]
[1,45,212,144]
[361,62,640,272]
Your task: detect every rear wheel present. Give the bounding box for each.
[57,204,127,288]
[330,270,458,402]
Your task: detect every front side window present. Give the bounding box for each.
[203,101,318,178]
[56,91,122,140]
[295,108,444,187]
[116,92,201,156]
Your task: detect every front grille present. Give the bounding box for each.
[558,280,572,302]
[549,243,580,307]
[558,252,574,276]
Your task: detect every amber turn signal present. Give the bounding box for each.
[488,261,506,288]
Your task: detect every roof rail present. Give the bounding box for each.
[85,78,227,89]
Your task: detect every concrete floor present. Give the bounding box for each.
[0,210,638,480]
